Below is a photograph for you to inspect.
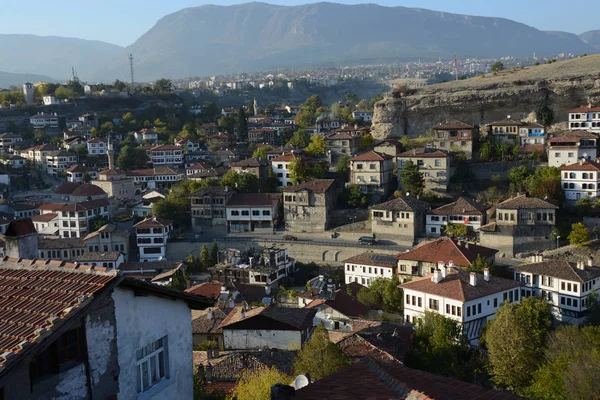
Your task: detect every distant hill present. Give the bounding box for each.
[0,71,56,89]
[97,2,596,81]
[0,34,123,81]
[580,30,600,50]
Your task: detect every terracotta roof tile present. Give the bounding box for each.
[513,259,600,283]
[5,220,37,237]
[351,150,393,161]
[283,179,336,194]
[133,216,174,228]
[186,282,222,298]
[569,105,600,113]
[398,148,449,158]
[430,197,487,216]
[219,305,316,330]
[435,120,474,130]
[560,160,600,171]
[226,193,279,207]
[343,252,398,268]
[496,194,558,210]
[396,237,497,267]
[306,289,371,318]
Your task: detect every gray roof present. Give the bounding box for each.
[513,260,600,283]
[38,238,85,250]
[370,196,430,212]
[497,195,558,210]
[74,252,122,262]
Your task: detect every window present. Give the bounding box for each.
[435,159,441,167]
[241,210,249,216]
[477,303,482,314]
[137,336,168,394]
[369,164,376,170]
[252,210,260,216]
[30,328,84,384]
[406,294,410,305]
[428,299,439,311]
[467,307,471,317]
[418,297,422,307]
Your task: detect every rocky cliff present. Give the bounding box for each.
[372,55,600,139]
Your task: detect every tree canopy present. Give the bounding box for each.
[304,134,326,156]
[230,366,291,400]
[293,323,350,381]
[568,222,589,247]
[116,146,149,170]
[356,276,403,313]
[400,160,425,197]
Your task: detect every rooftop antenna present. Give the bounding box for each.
[129,54,135,91]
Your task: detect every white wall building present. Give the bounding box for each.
[343,252,397,286]
[568,105,600,133]
[135,129,159,144]
[547,132,597,168]
[425,196,487,237]
[133,216,173,262]
[271,152,302,188]
[226,193,280,233]
[351,110,373,122]
[39,199,110,238]
[401,266,522,344]
[87,138,107,155]
[46,151,78,176]
[30,112,60,129]
[148,145,184,166]
[513,256,600,324]
[42,95,58,106]
[560,159,600,201]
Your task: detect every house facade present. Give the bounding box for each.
[431,120,475,159]
[397,149,450,192]
[190,187,235,230]
[83,223,130,261]
[350,151,394,196]
[343,252,398,287]
[370,196,430,245]
[148,145,184,166]
[324,130,362,164]
[283,179,337,232]
[230,157,270,181]
[134,217,174,262]
[39,199,110,238]
[560,159,600,201]
[568,105,600,133]
[226,193,280,233]
[547,131,597,168]
[425,197,487,237]
[271,152,302,188]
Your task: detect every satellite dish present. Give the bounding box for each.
[294,375,310,390]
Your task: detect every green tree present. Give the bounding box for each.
[344,92,358,104]
[210,240,219,266]
[220,170,260,193]
[342,184,369,208]
[288,158,324,185]
[445,222,468,238]
[574,196,593,217]
[89,215,108,232]
[286,130,310,148]
[356,276,403,313]
[586,291,600,326]
[526,325,600,400]
[236,107,248,141]
[467,254,493,274]
[217,115,236,135]
[33,130,49,144]
[154,78,172,92]
[525,166,562,200]
[305,134,325,156]
[82,172,92,183]
[483,296,553,393]
[537,104,555,129]
[116,146,149,170]
[568,222,589,247]
[508,165,532,193]
[252,145,272,160]
[359,134,375,150]
[293,323,350,381]
[230,366,291,400]
[200,244,210,270]
[479,140,496,161]
[55,86,77,100]
[400,160,425,197]
[335,155,351,181]
[491,62,505,73]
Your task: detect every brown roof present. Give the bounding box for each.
[191,307,230,334]
[71,184,106,197]
[230,157,268,168]
[38,238,85,250]
[370,196,430,212]
[0,257,119,372]
[134,216,174,228]
[435,120,474,130]
[65,165,91,173]
[186,162,209,170]
[496,194,558,210]
[397,148,448,158]
[488,119,525,127]
[5,220,36,237]
[118,261,182,272]
[150,145,182,151]
[226,193,279,207]
[54,182,81,194]
[519,143,545,154]
[219,305,316,330]
[296,358,522,400]
[351,151,393,161]
[548,131,597,144]
[430,197,487,216]
[343,252,398,268]
[39,199,109,213]
[74,252,121,262]
[560,160,600,171]
[99,168,122,176]
[513,260,600,283]
[400,268,521,302]
[186,282,222,298]
[271,152,303,162]
[306,290,372,319]
[396,238,497,267]
[569,105,600,113]
[283,179,336,194]
[31,213,58,223]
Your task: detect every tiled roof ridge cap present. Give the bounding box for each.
[0,256,121,276]
[364,357,410,397]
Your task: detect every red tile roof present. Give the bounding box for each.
[283,179,336,194]
[0,258,119,372]
[71,184,106,197]
[31,213,58,223]
[4,220,36,237]
[560,160,600,171]
[134,216,173,228]
[496,194,558,210]
[398,148,448,158]
[518,143,545,154]
[306,289,372,319]
[342,252,398,268]
[430,197,487,216]
[400,268,521,302]
[569,105,600,113]
[271,152,303,162]
[396,237,497,267]
[54,182,81,194]
[186,282,222,298]
[351,150,393,161]
[435,120,474,130]
[226,193,280,207]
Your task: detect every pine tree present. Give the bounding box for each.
[400,160,425,197]
[236,107,248,142]
[210,240,219,266]
[200,244,209,270]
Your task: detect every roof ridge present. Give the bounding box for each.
[363,358,410,397]
[0,256,120,276]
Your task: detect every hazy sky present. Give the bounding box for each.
[1,1,597,47]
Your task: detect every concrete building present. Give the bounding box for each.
[226,193,281,233]
[568,105,600,133]
[370,196,430,245]
[220,306,316,350]
[306,289,374,332]
[83,223,130,261]
[560,159,600,201]
[547,131,597,168]
[46,151,78,176]
[4,220,39,259]
[396,237,498,281]
[134,216,174,262]
[38,199,110,239]
[350,151,394,196]
[74,251,124,270]
[283,179,337,232]
[65,165,98,183]
[397,148,450,192]
[426,197,487,237]
[479,194,558,257]
[92,169,136,200]
[431,120,475,159]
[324,130,362,164]
[21,143,60,166]
[230,157,270,181]
[271,152,303,188]
[86,138,107,155]
[190,187,235,230]
[0,258,211,400]
[31,213,60,236]
[53,182,107,203]
[343,252,398,287]
[513,255,600,324]
[373,139,404,157]
[401,267,523,344]
[147,145,184,166]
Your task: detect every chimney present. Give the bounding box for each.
[241,308,246,319]
[4,220,38,260]
[469,272,477,287]
[484,268,490,282]
[530,255,537,263]
[580,158,584,165]
[449,260,454,268]
[465,242,469,249]
[537,254,543,263]
[588,257,594,267]
[431,270,442,284]
[577,261,585,270]
[440,265,447,278]
[207,308,213,320]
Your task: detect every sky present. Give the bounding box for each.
[1,1,598,47]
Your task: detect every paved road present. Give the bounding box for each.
[219,235,411,252]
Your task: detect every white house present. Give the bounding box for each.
[519,122,545,145]
[134,216,173,262]
[135,128,159,144]
[547,131,597,168]
[74,251,124,270]
[343,252,398,286]
[46,151,78,176]
[38,199,110,238]
[513,255,600,324]
[568,105,600,133]
[352,110,373,122]
[87,138,107,155]
[66,165,98,183]
[42,94,58,106]
[0,257,212,400]
[4,155,26,169]
[219,306,316,350]
[29,112,60,129]
[271,152,303,187]
[426,197,487,237]
[0,132,23,153]
[126,166,185,190]
[147,145,184,166]
[560,159,600,201]
[305,289,374,332]
[226,193,280,233]
[401,266,522,344]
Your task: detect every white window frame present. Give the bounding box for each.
[136,336,168,394]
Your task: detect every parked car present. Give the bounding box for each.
[358,236,376,245]
[284,235,298,241]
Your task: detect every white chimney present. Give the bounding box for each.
[588,258,594,267]
[530,255,537,263]
[577,261,585,270]
[449,260,454,268]
[440,265,447,278]
[469,272,477,287]
[483,268,490,282]
[249,257,254,266]
[207,308,213,320]
[537,254,543,263]
[465,242,469,249]
[431,270,442,284]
